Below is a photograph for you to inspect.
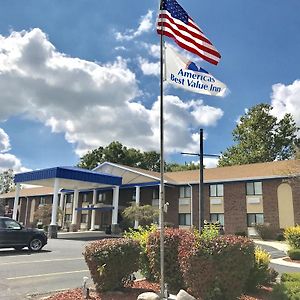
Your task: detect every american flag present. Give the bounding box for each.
[157,0,221,65]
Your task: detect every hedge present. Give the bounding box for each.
[146,228,197,293]
[288,249,300,261]
[180,235,255,300]
[83,238,140,292]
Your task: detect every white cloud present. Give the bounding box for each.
[0,28,224,159]
[138,57,160,76]
[271,80,300,127]
[0,128,10,153]
[141,43,160,58]
[0,128,28,172]
[115,10,153,41]
[190,157,219,169]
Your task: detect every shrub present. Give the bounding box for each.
[83,238,140,292]
[246,247,278,292]
[284,225,300,249]
[181,235,255,300]
[255,223,277,240]
[272,281,300,300]
[281,272,300,283]
[272,272,300,300]
[235,231,247,237]
[288,249,300,260]
[123,224,157,280]
[200,222,220,241]
[146,228,197,293]
[122,205,159,227]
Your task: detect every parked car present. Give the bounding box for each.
[0,217,47,251]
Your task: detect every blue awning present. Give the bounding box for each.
[14,166,122,190]
[75,206,114,211]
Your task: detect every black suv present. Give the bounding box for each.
[0,217,47,251]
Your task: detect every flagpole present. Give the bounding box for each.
[159,0,165,298]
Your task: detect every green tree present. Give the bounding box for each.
[219,104,300,167]
[77,141,161,171]
[33,204,63,228]
[0,169,15,194]
[122,204,159,227]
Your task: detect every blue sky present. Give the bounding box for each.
[0,0,299,172]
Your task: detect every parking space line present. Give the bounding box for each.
[6,269,89,280]
[0,257,83,266]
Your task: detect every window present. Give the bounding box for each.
[180,186,191,198]
[179,213,191,226]
[80,214,88,223]
[246,181,262,195]
[247,213,264,227]
[65,214,72,222]
[98,192,106,203]
[152,188,159,200]
[132,190,136,201]
[40,197,46,205]
[210,184,224,197]
[83,194,88,202]
[66,195,72,203]
[210,213,224,226]
[3,219,21,230]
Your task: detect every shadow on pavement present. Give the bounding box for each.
[57,232,121,241]
[257,244,286,259]
[0,249,51,256]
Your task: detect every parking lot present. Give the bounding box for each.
[0,232,112,300]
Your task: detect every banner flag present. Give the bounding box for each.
[165,45,227,97]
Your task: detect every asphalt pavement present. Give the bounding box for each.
[0,238,91,300]
[0,233,299,300]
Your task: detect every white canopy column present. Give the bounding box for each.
[12,183,21,220]
[134,186,140,229]
[59,192,65,210]
[71,189,79,231]
[111,186,120,233]
[90,189,97,231]
[49,178,60,238]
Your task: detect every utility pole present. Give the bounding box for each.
[181,128,220,231]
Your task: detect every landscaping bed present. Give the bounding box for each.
[45,281,273,300]
[45,280,159,300]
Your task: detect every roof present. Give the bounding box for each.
[94,162,161,184]
[0,186,54,199]
[14,166,122,189]
[164,159,300,184]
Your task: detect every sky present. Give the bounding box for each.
[0,0,300,173]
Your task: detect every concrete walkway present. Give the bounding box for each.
[254,240,300,269]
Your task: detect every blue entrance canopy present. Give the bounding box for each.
[14,166,122,190]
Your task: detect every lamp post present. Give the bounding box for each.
[181,128,220,231]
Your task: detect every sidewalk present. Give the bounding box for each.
[254,240,300,269]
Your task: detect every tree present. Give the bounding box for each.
[0,169,15,194]
[219,104,300,167]
[122,204,159,227]
[33,204,62,228]
[77,141,161,171]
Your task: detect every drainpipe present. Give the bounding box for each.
[187,184,193,228]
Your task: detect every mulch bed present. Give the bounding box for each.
[45,281,273,300]
[45,280,160,300]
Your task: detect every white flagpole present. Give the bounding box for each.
[159,0,165,298]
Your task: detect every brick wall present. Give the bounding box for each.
[262,179,281,228]
[224,182,247,234]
